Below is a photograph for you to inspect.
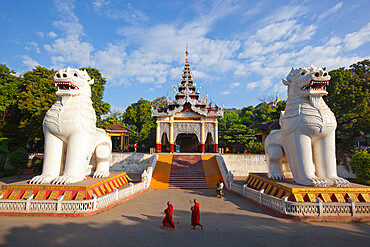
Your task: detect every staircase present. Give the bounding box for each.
[169,155,207,189]
[149,154,223,189]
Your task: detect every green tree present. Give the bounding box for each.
[18,66,57,142]
[350,150,370,185]
[0,64,22,130]
[8,147,29,171]
[325,60,370,151]
[0,138,9,171]
[219,111,256,152]
[122,98,156,150]
[0,64,26,150]
[151,96,167,108]
[100,110,125,128]
[349,59,370,77]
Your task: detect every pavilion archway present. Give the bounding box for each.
[175,133,199,153]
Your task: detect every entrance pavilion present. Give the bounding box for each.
[151,48,223,153]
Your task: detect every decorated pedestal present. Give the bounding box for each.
[0,172,144,217]
[245,173,370,203]
[0,172,131,201]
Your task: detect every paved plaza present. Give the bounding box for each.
[0,188,369,247]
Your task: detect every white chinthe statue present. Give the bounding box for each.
[30,67,112,185]
[264,65,350,187]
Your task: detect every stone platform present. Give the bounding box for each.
[245,173,370,203]
[0,172,131,201]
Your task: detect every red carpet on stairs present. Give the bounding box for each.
[168,155,208,189]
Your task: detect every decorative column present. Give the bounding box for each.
[170,122,175,152]
[200,122,205,153]
[156,122,161,152]
[214,122,219,153]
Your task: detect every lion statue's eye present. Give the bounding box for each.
[301,71,306,76]
[74,73,78,77]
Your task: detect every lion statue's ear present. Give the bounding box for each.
[89,79,94,85]
[282,78,290,86]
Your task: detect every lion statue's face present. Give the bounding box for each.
[283,65,330,98]
[54,67,94,96]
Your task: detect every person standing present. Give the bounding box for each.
[161,201,175,230]
[190,199,203,230]
[134,143,137,153]
[219,180,224,198]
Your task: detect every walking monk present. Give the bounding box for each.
[161,201,175,230]
[190,199,203,229]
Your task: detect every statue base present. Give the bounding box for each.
[0,172,131,200]
[0,172,147,217]
[245,173,370,203]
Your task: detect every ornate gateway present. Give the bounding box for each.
[151,48,223,153]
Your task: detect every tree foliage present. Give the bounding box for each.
[18,66,57,141]
[122,98,156,149]
[8,147,29,171]
[350,150,370,185]
[325,60,370,150]
[219,111,257,153]
[0,65,22,122]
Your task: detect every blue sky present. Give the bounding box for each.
[1,0,369,112]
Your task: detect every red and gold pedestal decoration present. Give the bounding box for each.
[245,173,370,203]
[0,172,131,201]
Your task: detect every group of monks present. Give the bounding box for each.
[161,199,203,230]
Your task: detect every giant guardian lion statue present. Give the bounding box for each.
[264,65,350,187]
[30,67,112,185]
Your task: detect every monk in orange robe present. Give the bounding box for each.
[190,199,203,229]
[161,201,175,229]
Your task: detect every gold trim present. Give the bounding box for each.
[248,174,370,193]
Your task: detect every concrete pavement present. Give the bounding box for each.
[0,188,369,247]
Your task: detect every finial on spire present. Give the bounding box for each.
[185,44,189,65]
[276,92,281,102]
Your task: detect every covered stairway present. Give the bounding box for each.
[149,155,223,189]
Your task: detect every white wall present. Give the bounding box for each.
[109,153,156,173]
[220,154,355,179]
[221,154,267,177]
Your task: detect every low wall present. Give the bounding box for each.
[220,154,355,179]
[109,153,156,174]
[221,154,267,177]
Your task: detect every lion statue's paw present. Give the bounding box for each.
[309,177,329,187]
[29,175,56,184]
[93,170,110,178]
[269,173,285,180]
[327,177,351,187]
[51,175,85,185]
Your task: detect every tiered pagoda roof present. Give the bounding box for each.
[151,49,223,117]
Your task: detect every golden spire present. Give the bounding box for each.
[185,44,189,65]
[276,92,281,102]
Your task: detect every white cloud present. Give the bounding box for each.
[230,82,241,88]
[222,90,231,95]
[246,81,259,90]
[92,0,110,9]
[344,22,370,50]
[317,2,343,21]
[36,31,44,37]
[25,42,40,53]
[47,31,57,38]
[43,0,93,68]
[22,55,39,70]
